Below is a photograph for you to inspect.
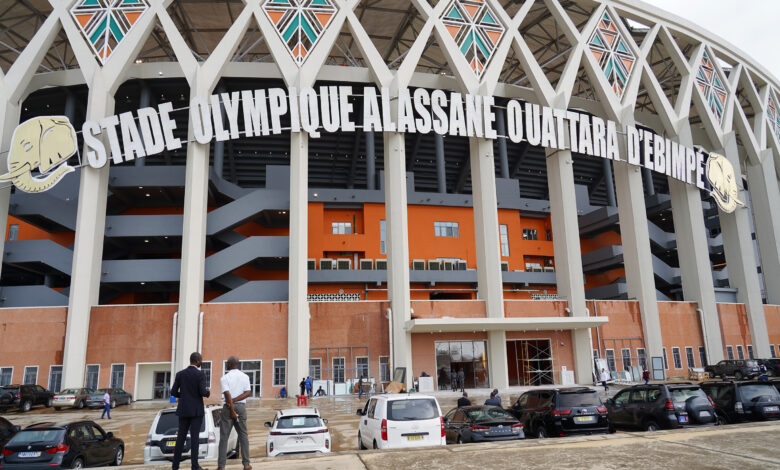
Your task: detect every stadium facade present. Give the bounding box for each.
[0,0,779,398]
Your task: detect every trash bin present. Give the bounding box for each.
[297,395,308,406]
[169,395,176,404]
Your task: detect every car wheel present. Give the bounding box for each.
[716,414,728,426]
[536,427,548,439]
[457,435,464,445]
[21,400,32,412]
[358,432,366,450]
[54,407,61,411]
[708,371,716,379]
[71,457,84,469]
[46,398,53,408]
[111,399,117,409]
[644,421,659,432]
[734,371,743,380]
[767,370,775,377]
[112,447,123,466]
[76,400,85,410]
[373,440,378,450]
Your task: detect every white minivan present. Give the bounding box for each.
[143,405,238,464]
[356,394,446,450]
[265,407,331,457]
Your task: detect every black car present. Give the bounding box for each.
[0,385,55,413]
[0,418,20,448]
[758,358,780,377]
[86,389,133,409]
[700,381,780,424]
[443,406,524,444]
[0,421,123,469]
[509,387,609,438]
[704,360,760,380]
[606,383,716,431]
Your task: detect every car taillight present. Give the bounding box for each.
[269,442,273,452]
[269,432,282,436]
[325,438,330,450]
[314,429,328,433]
[381,419,388,441]
[208,432,216,444]
[707,396,715,407]
[1,447,12,456]
[597,407,608,413]
[469,425,489,431]
[145,434,152,447]
[16,391,20,398]
[45,443,68,454]
[441,417,445,437]
[735,401,743,413]
[664,399,674,410]
[551,409,571,416]
[511,423,523,433]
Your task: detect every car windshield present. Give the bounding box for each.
[670,388,707,403]
[739,384,780,401]
[387,399,439,421]
[156,412,205,435]
[97,389,110,393]
[276,416,321,429]
[745,361,758,367]
[58,389,80,395]
[8,429,64,445]
[558,391,603,407]
[465,408,515,421]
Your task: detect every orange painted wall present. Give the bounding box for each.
[0,307,66,384]
[717,303,753,357]
[658,302,705,376]
[85,304,177,392]
[411,300,486,318]
[505,300,568,317]
[765,305,780,350]
[6,216,73,247]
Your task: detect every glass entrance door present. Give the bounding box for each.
[435,341,489,389]
[238,361,262,398]
[153,371,171,399]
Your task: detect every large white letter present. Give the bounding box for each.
[210,94,229,142]
[483,96,496,139]
[506,100,523,143]
[83,120,107,168]
[413,88,432,134]
[397,89,416,133]
[268,88,287,135]
[431,90,448,135]
[158,102,181,150]
[300,87,321,138]
[119,111,146,162]
[320,86,340,133]
[137,107,165,156]
[363,87,383,132]
[190,96,213,144]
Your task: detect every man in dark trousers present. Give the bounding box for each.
[170,352,210,470]
[457,392,471,408]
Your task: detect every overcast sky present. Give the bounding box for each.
[643,1,780,81]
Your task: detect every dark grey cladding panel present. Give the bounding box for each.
[307,269,556,286]
[105,214,183,237]
[101,259,181,283]
[11,191,78,231]
[204,236,290,280]
[211,280,289,302]
[585,282,628,300]
[0,285,69,307]
[206,189,289,235]
[3,240,73,275]
[109,166,186,187]
[266,165,290,190]
[502,271,557,285]
[308,269,386,283]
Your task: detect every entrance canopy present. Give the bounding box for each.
[404,316,609,333]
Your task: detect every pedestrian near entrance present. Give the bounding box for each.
[305,376,312,397]
[457,392,471,408]
[457,369,465,392]
[299,378,306,397]
[100,390,111,420]
[170,352,210,470]
[484,389,502,407]
[357,376,365,398]
[642,368,650,385]
[217,356,252,470]
[600,368,610,392]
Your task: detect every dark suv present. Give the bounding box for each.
[605,383,716,431]
[0,385,55,412]
[509,387,609,438]
[0,417,20,448]
[700,381,780,424]
[704,360,760,380]
[758,358,780,377]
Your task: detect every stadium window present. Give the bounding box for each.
[771,345,777,358]
[698,346,708,367]
[672,347,682,369]
[85,364,99,389]
[545,229,552,241]
[522,229,538,240]
[110,364,125,389]
[379,356,390,382]
[379,220,386,254]
[356,357,369,379]
[8,224,18,241]
[499,225,510,256]
[726,346,734,360]
[273,359,286,386]
[48,366,62,393]
[605,349,616,372]
[0,367,11,386]
[434,221,459,237]
[309,358,322,380]
[332,222,352,235]
[621,348,631,370]
[636,348,646,369]
[685,347,695,369]
[662,348,669,370]
[23,366,38,385]
[736,345,745,360]
[201,361,211,388]
[747,345,754,359]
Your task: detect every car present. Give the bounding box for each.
[0,417,21,448]
[606,383,716,431]
[0,385,55,413]
[53,389,95,411]
[143,405,237,464]
[704,359,760,380]
[85,389,132,409]
[508,387,609,438]
[443,406,524,444]
[757,358,780,377]
[0,420,123,469]
[700,380,780,424]
[357,394,446,450]
[264,408,331,457]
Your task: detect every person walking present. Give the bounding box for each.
[100,389,111,420]
[457,392,471,408]
[484,389,502,407]
[170,352,210,470]
[299,378,306,397]
[357,376,364,398]
[217,356,251,470]
[642,368,650,385]
[457,368,465,392]
[305,376,312,398]
[600,368,610,393]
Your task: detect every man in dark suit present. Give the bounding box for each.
[170,352,210,470]
[457,392,471,408]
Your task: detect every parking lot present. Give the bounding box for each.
[2,388,779,469]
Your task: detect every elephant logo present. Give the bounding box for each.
[0,116,77,193]
[706,153,744,213]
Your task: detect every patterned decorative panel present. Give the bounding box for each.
[767,93,780,142]
[588,11,635,98]
[307,293,361,302]
[696,51,728,124]
[440,0,504,77]
[262,0,338,66]
[70,0,149,65]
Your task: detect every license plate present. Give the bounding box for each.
[18,452,41,458]
[166,439,177,447]
[678,416,689,423]
[699,411,711,418]
[575,416,595,423]
[766,406,779,412]
[406,435,422,441]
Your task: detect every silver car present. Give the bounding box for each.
[52,388,95,410]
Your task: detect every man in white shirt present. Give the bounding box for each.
[217,356,251,470]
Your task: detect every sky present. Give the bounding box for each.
[644,0,780,81]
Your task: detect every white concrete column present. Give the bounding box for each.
[384,131,412,387]
[469,137,508,389]
[668,129,723,363]
[62,79,114,388]
[546,149,594,384]
[612,161,664,360]
[718,134,771,357]
[746,151,780,305]
[288,130,310,388]
[175,83,211,373]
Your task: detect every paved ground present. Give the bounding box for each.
[3,386,779,469]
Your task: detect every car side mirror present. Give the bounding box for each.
[322,419,328,424]
[12,426,21,433]
[443,417,449,424]
[356,409,364,416]
[605,398,613,406]
[106,432,113,439]
[264,422,271,427]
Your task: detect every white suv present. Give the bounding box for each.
[356,394,446,450]
[264,408,331,457]
[143,405,238,463]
